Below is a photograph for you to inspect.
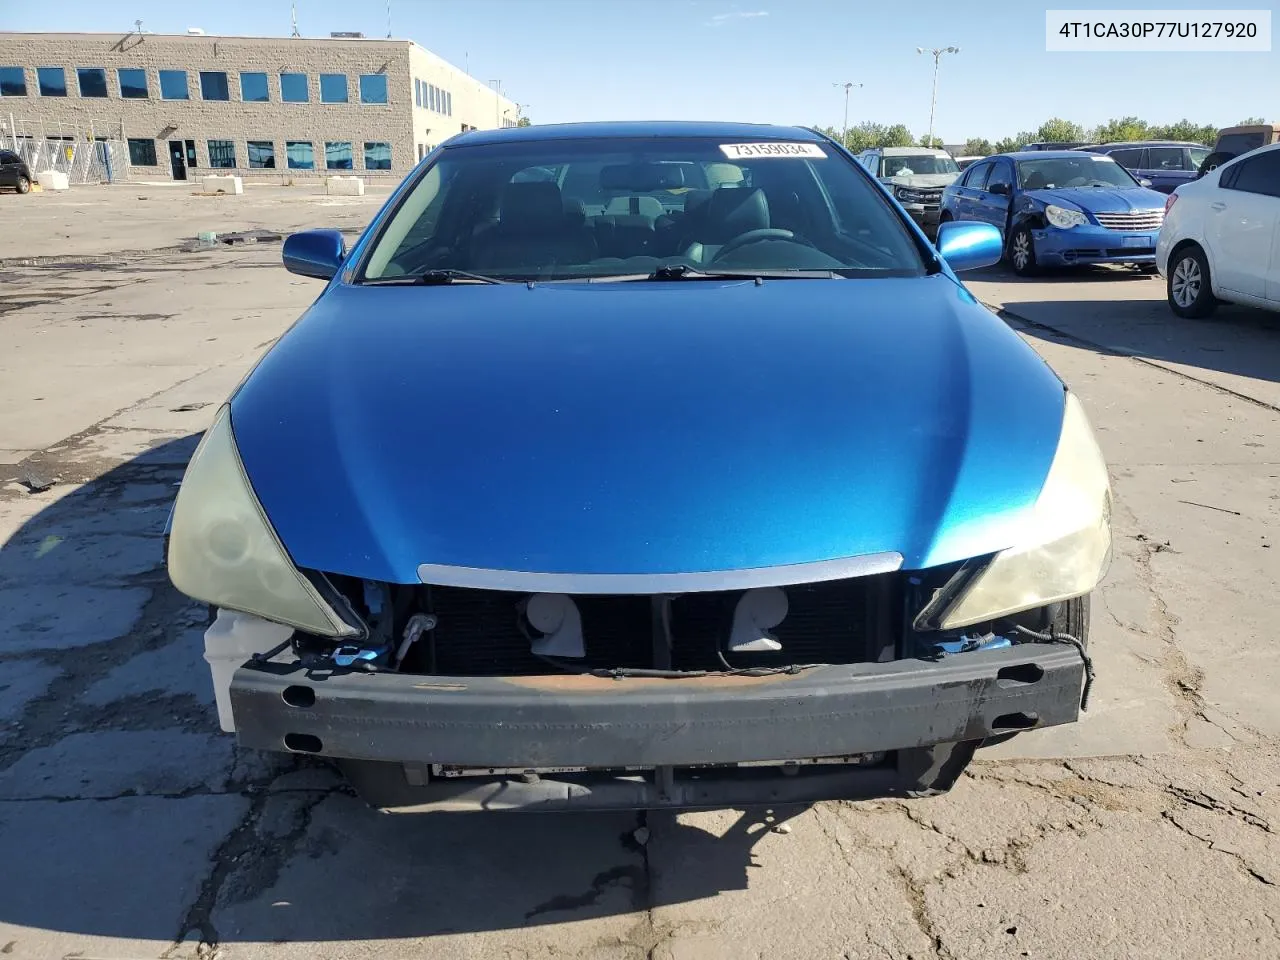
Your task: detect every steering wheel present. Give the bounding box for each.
[711,228,800,261]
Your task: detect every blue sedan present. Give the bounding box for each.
[940,150,1168,275]
[166,122,1109,812]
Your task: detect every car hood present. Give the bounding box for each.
[231,277,1065,584]
[886,173,958,189]
[1024,186,1167,213]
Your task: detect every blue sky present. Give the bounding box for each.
[2,0,1274,142]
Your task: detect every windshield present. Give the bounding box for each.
[879,154,959,177]
[359,137,925,282]
[1016,156,1139,190]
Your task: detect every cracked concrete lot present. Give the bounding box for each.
[1,184,1277,960]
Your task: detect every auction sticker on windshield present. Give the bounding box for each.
[720,143,827,159]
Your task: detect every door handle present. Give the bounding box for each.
[1210,201,1227,211]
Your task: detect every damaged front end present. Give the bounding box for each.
[211,561,1091,812]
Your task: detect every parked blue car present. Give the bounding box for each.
[166,122,1109,812]
[940,150,1168,275]
[1084,141,1211,194]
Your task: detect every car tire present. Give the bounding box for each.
[1167,245,1217,318]
[15,175,30,195]
[1007,224,1038,276]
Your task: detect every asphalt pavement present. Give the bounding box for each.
[1,185,1277,960]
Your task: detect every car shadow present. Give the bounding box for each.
[0,435,809,948]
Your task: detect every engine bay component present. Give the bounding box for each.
[728,586,787,653]
[525,593,586,659]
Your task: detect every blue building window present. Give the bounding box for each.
[280,73,309,103]
[364,141,391,170]
[240,72,269,102]
[159,70,189,100]
[118,68,148,98]
[37,67,67,97]
[359,73,387,104]
[199,71,229,101]
[319,73,348,103]
[0,67,26,96]
[286,140,314,169]
[325,141,353,170]
[247,141,276,168]
[77,68,109,97]
[207,139,236,168]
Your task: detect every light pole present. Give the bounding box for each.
[831,81,862,147]
[916,46,959,148]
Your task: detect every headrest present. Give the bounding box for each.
[703,187,770,240]
[703,162,746,189]
[500,182,564,228]
[603,195,664,218]
[562,196,587,226]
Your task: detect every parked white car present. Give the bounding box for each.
[1156,143,1280,318]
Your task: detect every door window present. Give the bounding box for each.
[1223,151,1280,199]
[1147,147,1188,171]
[986,160,1013,193]
[1105,148,1144,168]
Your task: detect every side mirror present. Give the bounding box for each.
[988,182,1011,196]
[935,220,1003,272]
[1138,178,1153,188]
[283,229,346,280]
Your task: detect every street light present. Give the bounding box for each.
[916,46,959,148]
[831,81,862,148]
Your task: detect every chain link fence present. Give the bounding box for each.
[2,117,132,184]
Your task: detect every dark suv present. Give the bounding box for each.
[1086,141,1210,194]
[0,150,33,194]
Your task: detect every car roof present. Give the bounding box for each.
[994,150,1107,160]
[451,121,826,147]
[1093,140,1205,148]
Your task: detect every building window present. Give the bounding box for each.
[429,84,438,112]
[0,67,26,96]
[200,71,230,101]
[118,68,148,98]
[286,140,314,169]
[280,73,309,103]
[319,73,348,103]
[413,78,420,107]
[247,140,276,168]
[127,138,157,166]
[325,141,353,170]
[159,70,189,100]
[77,68,109,98]
[240,72,269,102]
[364,141,391,170]
[207,139,236,168]
[37,67,67,97]
[359,73,387,104]
[446,90,452,116]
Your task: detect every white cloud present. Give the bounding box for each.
[707,10,770,26]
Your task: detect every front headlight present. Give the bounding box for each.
[1045,204,1088,229]
[938,393,1112,630]
[167,405,359,637]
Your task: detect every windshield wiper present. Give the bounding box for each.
[644,263,840,281]
[363,268,508,285]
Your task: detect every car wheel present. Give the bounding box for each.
[1007,225,1038,276]
[15,175,30,194]
[1168,245,1217,318]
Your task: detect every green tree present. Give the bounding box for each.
[1148,119,1216,144]
[1236,116,1267,125]
[880,124,915,147]
[516,115,531,127]
[1090,116,1148,143]
[919,134,944,148]
[963,137,994,156]
[1035,117,1087,143]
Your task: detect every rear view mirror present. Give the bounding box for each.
[283,229,346,280]
[988,182,1011,196]
[1138,178,1153,188]
[599,162,687,192]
